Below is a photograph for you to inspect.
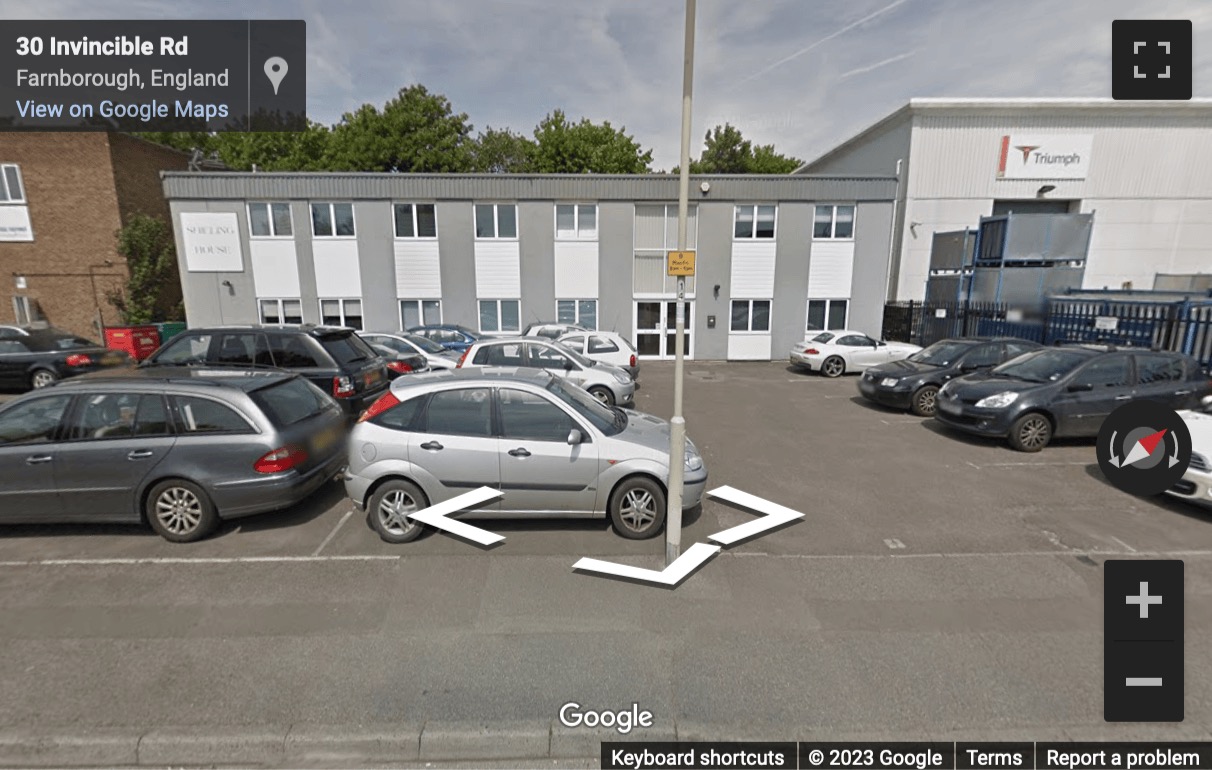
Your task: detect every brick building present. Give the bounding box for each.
[0,132,190,338]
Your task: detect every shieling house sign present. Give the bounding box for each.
[997,134,1093,180]
[180,212,244,272]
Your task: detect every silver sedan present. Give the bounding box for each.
[344,368,707,543]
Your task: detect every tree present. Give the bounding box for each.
[212,120,331,171]
[686,123,803,174]
[471,127,537,173]
[530,110,653,174]
[106,214,183,324]
[132,131,216,154]
[323,85,476,172]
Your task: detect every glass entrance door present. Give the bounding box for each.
[634,300,693,360]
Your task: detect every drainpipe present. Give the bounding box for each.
[883,158,903,305]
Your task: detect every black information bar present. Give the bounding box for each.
[600,742,1212,770]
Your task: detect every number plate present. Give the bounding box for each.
[364,368,383,386]
[312,424,343,454]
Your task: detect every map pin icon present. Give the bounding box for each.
[264,57,288,95]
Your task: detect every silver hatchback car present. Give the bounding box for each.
[344,369,707,543]
[458,337,635,406]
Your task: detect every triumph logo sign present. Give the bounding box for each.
[997,134,1093,180]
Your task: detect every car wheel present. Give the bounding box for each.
[910,385,940,417]
[587,386,615,406]
[30,369,58,389]
[369,479,429,544]
[609,476,666,540]
[821,356,845,378]
[145,479,219,543]
[1008,412,1052,452]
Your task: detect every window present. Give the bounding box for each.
[0,164,25,204]
[248,202,293,237]
[527,342,575,370]
[557,299,597,329]
[0,394,71,445]
[1136,355,1185,384]
[155,334,213,364]
[421,388,492,437]
[499,389,577,442]
[730,300,771,332]
[1073,355,1132,388]
[734,205,776,239]
[556,204,597,239]
[250,379,333,428]
[807,299,848,331]
[472,342,524,367]
[394,203,437,238]
[560,335,585,353]
[1004,342,1038,360]
[215,333,273,365]
[69,393,170,440]
[962,344,1004,369]
[0,339,30,354]
[633,203,698,294]
[320,298,363,330]
[587,335,620,354]
[837,334,875,347]
[475,203,517,239]
[311,202,355,237]
[400,299,442,329]
[171,396,254,434]
[813,205,855,239]
[259,299,303,325]
[268,335,325,368]
[371,394,425,431]
[479,299,520,333]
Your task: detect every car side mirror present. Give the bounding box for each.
[878,340,886,347]
[566,429,582,445]
[1068,382,1094,393]
[563,358,575,370]
[960,362,978,372]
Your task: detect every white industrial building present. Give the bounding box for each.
[797,98,1212,301]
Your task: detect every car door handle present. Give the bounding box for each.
[127,449,154,460]
[25,454,52,465]
[1175,389,1192,396]
[1115,395,1133,400]
[508,447,531,457]
[419,441,443,451]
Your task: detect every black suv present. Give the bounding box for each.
[859,337,1043,416]
[934,345,1212,451]
[142,325,390,418]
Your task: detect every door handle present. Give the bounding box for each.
[508,447,531,457]
[127,449,154,460]
[1175,389,1192,396]
[1115,395,1133,401]
[25,455,52,465]
[419,441,444,451]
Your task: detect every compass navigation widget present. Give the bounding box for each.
[1097,400,1192,496]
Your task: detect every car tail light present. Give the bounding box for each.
[332,375,356,398]
[803,348,819,355]
[254,445,308,474]
[386,361,412,374]
[358,391,400,423]
[629,354,636,368]
[456,349,469,368]
[65,354,93,367]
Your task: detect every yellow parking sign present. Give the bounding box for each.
[667,250,695,276]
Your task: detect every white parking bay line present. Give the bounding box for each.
[980,461,1091,467]
[0,555,400,567]
[312,508,355,556]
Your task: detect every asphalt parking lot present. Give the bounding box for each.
[1,362,1210,766]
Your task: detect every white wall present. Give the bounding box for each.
[312,240,362,297]
[554,241,598,298]
[250,240,300,297]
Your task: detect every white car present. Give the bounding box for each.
[459,337,635,406]
[1168,396,1212,509]
[789,330,921,378]
[557,330,639,379]
[523,322,589,339]
[361,332,462,370]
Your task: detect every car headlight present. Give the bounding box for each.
[684,441,703,472]
[880,377,899,387]
[975,391,1019,409]
[613,371,631,385]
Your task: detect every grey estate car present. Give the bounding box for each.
[344,368,707,543]
[459,337,636,406]
[0,367,348,542]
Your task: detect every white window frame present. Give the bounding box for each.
[399,299,443,328]
[0,164,26,204]
[247,202,294,238]
[474,203,518,240]
[258,298,304,324]
[310,202,357,239]
[555,203,598,240]
[478,299,521,333]
[393,203,438,240]
[807,298,850,331]
[813,204,856,240]
[729,299,772,333]
[556,299,597,329]
[733,204,777,240]
[632,203,698,298]
[319,298,363,329]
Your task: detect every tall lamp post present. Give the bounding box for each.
[666,0,696,567]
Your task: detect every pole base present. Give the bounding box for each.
[666,542,681,566]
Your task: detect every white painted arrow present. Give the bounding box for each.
[706,486,805,546]
[572,542,721,586]
[405,486,505,546]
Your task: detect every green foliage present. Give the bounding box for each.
[530,110,653,174]
[685,123,803,174]
[471,126,537,173]
[214,120,332,171]
[323,85,476,172]
[132,131,216,154]
[106,214,182,324]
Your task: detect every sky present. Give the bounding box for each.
[6,0,1212,170]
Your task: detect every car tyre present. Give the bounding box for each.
[1008,412,1052,452]
[910,385,940,417]
[369,479,429,544]
[30,368,59,389]
[145,479,219,543]
[609,476,666,539]
[821,356,845,378]
[587,386,615,406]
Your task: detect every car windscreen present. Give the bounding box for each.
[321,333,378,366]
[991,349,1090,383]
[405,334,446,354]
[26,332,99,351]
[811,332,835,343]
[908,340,972,367]
[546,378,623,435]
[250,377,335,427]
[558,343,597,368]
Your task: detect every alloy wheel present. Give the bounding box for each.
[618,488,656,532]
[1019,417,1050,450]
[823,358,844,377]
[378,489,420,536]
[155,487,203,535]
[31,370,57,388]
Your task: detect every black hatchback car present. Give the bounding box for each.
[858,337,1043,416]
[142,325,390,419]
[934,345,1212,451]
[0,325,132,391]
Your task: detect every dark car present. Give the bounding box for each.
[858,337,1043,416]
[406,324,480,353]
[142,325,390,419]
[0,367,347,542]
[934,345,1212,452]
[0,325,132,391]
[368,342,429,379]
